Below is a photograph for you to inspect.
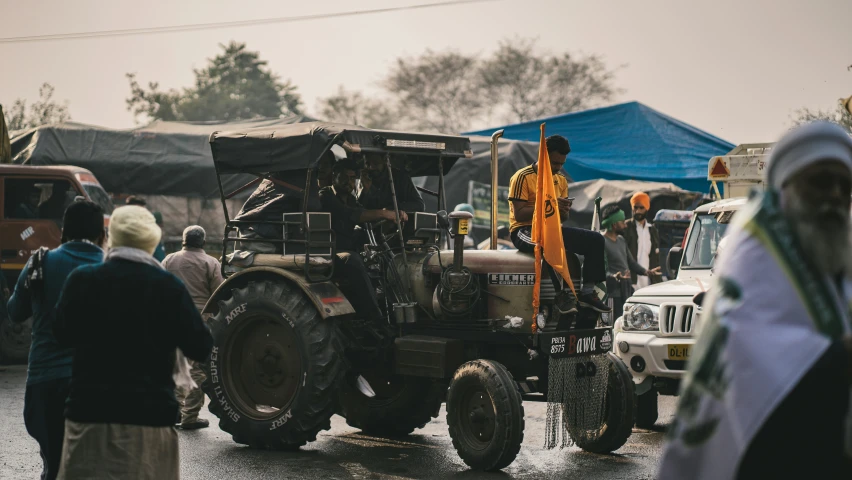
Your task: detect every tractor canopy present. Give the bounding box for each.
[210,122,473,178]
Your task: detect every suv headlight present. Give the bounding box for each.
[622,303,659,331]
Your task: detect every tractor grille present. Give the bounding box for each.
[660,304,695,335]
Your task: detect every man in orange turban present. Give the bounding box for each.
[622,191,661,288]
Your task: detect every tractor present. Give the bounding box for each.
[201,123,635,471]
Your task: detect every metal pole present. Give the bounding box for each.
[490,129,504,250]
[384,153,411,294]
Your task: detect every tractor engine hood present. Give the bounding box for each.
[423,250,537,275]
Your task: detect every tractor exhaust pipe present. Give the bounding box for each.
[490,129,504,250]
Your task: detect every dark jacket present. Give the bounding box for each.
[318,186,364,252]
[234,175,322,240]
[54,258,213,427]
[358,167,424,213]
[7,242,104,385]
[622,218,661,284]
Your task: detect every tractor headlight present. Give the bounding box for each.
[622,303,659,331]
[537,305,549,329]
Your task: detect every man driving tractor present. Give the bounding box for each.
[318,158,405,328]
[507,134,610,313]
[358,152,425,213]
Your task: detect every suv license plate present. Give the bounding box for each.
[541,328,611,359]
[668,345,691,360]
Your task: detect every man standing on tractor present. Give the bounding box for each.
[358,152,425,213]
[508,134,610,313]
[318,159,401,328]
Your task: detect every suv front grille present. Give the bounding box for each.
[660,304,696,335]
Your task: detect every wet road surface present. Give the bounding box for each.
[0,365,673,479]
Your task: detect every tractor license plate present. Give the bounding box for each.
[541,328,612,359]
[457,219,469,235]
[668,344,691,360]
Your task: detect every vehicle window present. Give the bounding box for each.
[4,178,78,221]
[82,184,114,214]
[682,213,728,269]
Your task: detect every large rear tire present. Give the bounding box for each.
[570,353,635,453]
[0,316,31,364]
[338,372,444,437]
[202,280,346,450]
[446,360,524,471]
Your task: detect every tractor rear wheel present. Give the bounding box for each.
[338,372,444,437]
[202,280,346,450]
[570,353,635,453]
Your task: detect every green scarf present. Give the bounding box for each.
[600,209,625,230]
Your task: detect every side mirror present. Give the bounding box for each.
[667,246,683,278]
[437,210,449,229]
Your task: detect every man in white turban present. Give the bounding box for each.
[659,122,852,479]
[53,206,213,480]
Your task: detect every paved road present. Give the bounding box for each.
[0,365,673,479]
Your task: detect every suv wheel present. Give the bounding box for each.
[635,390,659,429]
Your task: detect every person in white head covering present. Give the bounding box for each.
[659,122,852,479]
[53,206,213,480]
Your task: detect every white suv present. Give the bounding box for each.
[613,197,745,428]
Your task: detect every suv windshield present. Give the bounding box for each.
[83,184,115,214]
[682,213,728,269]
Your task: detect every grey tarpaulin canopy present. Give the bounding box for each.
[210,122,471,178]
[10,116,317,197]
[8,116,316,241]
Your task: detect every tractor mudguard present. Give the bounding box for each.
[202,266,355,319]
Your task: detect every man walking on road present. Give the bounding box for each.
[7,200,105,480]
[622,192,661,288]
[162,225,224,430]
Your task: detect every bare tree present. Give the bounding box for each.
[384,50,485,133]
[792,65,852,133]
[6,83,71,130]
[792,101,852,133]
[316,86,397,129]
[479,39,622,123]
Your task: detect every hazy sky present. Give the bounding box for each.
[1,0,850,144]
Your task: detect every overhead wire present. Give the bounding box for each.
[0,0,500,44]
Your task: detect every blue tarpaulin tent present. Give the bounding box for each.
[465,102,734,193]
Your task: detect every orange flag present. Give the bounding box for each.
[531,124,574,329]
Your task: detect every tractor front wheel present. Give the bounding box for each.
[446,360,524,471]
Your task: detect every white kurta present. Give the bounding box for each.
[634,220,652,289]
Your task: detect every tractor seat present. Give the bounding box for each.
[226,250,333,273]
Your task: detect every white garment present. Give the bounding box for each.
[658,198,852,479]
[634,221,651,289]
